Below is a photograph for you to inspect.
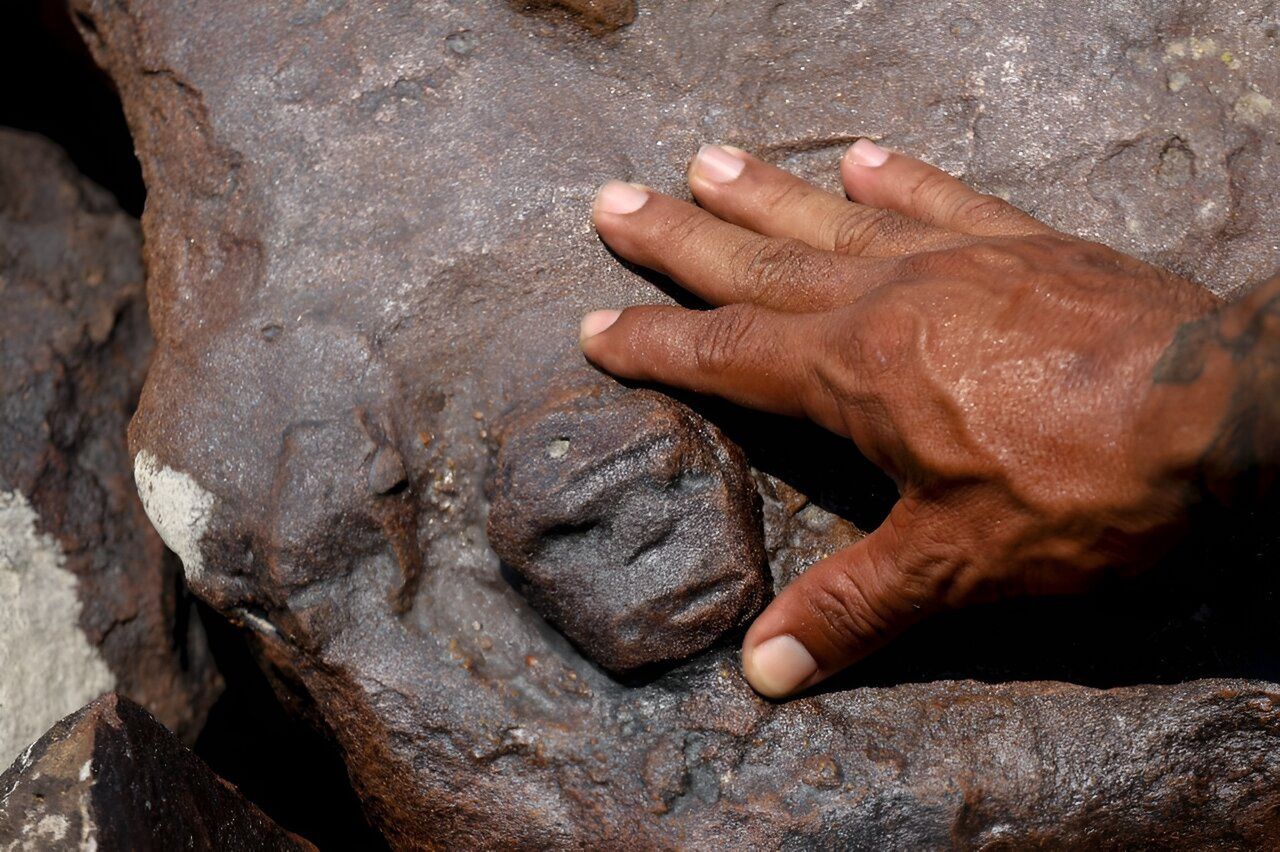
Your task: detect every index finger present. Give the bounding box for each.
[580,303,849,436]
[592,181,890,312]
[841,140,1053,237]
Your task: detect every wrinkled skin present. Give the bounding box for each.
[581,140,1271,697]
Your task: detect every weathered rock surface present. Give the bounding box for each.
[0,129,218,770]
[487,386,768,672]
[70,0,1280,846]
[0,694,313,851]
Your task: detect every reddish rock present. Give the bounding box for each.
[0,694,313,851]
[0,129,218,770]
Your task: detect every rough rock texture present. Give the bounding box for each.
[487,385,768,672]
[0,129,218,770]
[70,0,1280,846]
[0,694,313,851]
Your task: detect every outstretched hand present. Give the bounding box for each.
[581,140,1224,698]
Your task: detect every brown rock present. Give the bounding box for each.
[0,129,218,769]
[487,386,768,672]
[518,0,636,31]
[68,0,1280,846]
[0,694,313,851]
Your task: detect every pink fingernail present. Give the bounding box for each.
[847,138,890,168]
[579,309,621,341]
[744,634,817,698]
[595,181,649,215]
[693,144,746,183]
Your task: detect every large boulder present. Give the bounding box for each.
[69,0,1280,846]
[0,694,313,850]
[0,129,219,770]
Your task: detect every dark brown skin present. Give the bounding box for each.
[580,139,1280,698]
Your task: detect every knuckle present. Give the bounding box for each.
[904,170,955,215]
[925,239,1032,278]
[695,303,760,374]
[760,180,810,215]
[842,298,916,374]
[831,208,897,254]
[896,249,951,279]
[663,205,716,247]
[952,192,1014,227]
[734,238,815,304]
[802,573,896,652]
[996,234,1074,274]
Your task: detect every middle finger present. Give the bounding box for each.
[687,145,969,257]
[592,181,895,312]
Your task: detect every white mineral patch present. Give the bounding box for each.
[133,450,214,585]
[0,491,116,771]
[32,814,69,843]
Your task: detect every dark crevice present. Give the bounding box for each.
[194,604,389,849]
[0,0,144,216]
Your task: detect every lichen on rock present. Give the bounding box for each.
[0,491,115,770]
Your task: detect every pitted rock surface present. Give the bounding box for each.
[0,129,218,769]
[72,0,1280,846]
[487,386,767,672]
[0,694,313,851]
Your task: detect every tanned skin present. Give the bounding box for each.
[577,139,1277,698]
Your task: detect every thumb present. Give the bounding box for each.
[741,499,944,698]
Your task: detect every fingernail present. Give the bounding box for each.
[743,634,818,698]
[579,309,621,341]
[693,144,746,183]
[595,181,649,215]
[846,138,890,168]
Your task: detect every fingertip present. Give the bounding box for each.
[688,144,747,188]
[593,180,649,221]
[844,138,890,169]
[579,309,622,344]
[741,633,819,699]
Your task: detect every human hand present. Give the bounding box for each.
[580,140,1225,698]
